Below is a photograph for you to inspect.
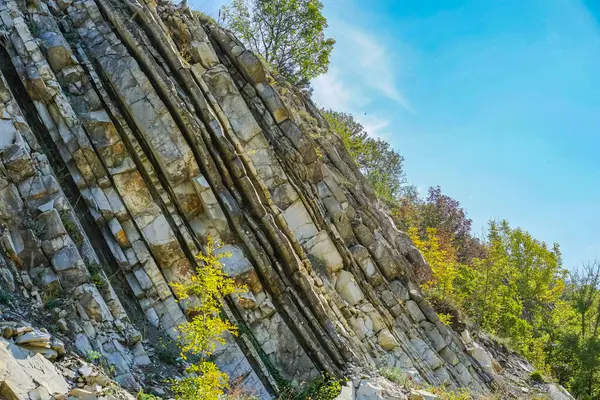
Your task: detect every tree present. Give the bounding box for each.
[171,237,246,400]
[394,186,485,263]
[322,109,406,201]
[221,0,335,88]
[549,262,600,399]
[409,226,458,299]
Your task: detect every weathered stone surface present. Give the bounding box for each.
[40,32,76,72]
[377,329,399,351]
[14,330,51,346]
[237,50,266,84]
[406,300,426,323]
[0,338,70,399]
[548,384,575,400]
[76,284,114,322]
[335,270,365,305]
[256,82,288,123]
[354,378,405,400]
[466,342,495,376]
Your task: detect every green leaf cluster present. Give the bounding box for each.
[322,109,406,201]
[221,0,335,88]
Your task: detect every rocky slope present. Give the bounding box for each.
[0,0,573,398]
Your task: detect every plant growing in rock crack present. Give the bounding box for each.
[86,349,102,363]
[87,262,106,289]
[170,236,247,400]
[156,336,179,366]
[379,367,414,389]
[21,209,46,237]
[43,289,63,310]
[59,209,83,243]
[530,370,544,383]
[0,287,13,306]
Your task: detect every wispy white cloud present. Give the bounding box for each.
[311,22,413,139]
[361,115,390,139]
[345,29,414,112]
[312,68,392,138]
[311,67,371,112]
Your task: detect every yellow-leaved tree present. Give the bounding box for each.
[408,226,459,298]
[170,237,246,400]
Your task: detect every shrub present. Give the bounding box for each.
[170,237,247,400]
[137,390,162,400]
[530,370,544,383]
[298,372,342,400]
[156,336,179,366]
[44,297,62,310]
[91,273,105,288]
[278,372,342,400]
[379,367,413,388]
[86,350,102,363]
[0,289,13,306]
[426,386,472,400]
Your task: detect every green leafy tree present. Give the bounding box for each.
[322,109,406,201]
[395,186,485,263]
[457,220,565,367]
[221,0,335,88]
[548,262,600,399]
[171,237,246,400]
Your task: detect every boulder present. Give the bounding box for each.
[335,270,365,305]
[0,338,69,399]
[354,378,405,400]
[467,342,495,376]
[377,329,399,351]
[548,384,575,400]
[14,330,51,347]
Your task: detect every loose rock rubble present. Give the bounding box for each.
[0,333,135,400]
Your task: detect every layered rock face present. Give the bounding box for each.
[0,0,498,397]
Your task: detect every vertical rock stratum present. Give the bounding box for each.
[0,1,567,399]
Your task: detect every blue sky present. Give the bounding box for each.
[192,0,600,270]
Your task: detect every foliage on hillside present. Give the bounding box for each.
[321,109,407,202]
[326,105,600,399]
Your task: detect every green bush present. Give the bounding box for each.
[530,370,544,383]
[44,297,62,310]
[86,350,102,363]
[282,372,342,400]
[379,367,413,388]
[137,390,162,400]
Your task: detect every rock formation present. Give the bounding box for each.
[0,0,573,399]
